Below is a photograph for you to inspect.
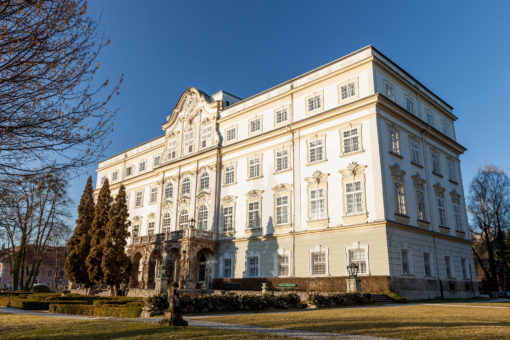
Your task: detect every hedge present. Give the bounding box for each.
[49,303,143,318]
[306,292,373,308]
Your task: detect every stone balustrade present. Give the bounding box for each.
[131,228,217,245]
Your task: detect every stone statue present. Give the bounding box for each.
[158,263,167,279]
[165,283,188,326]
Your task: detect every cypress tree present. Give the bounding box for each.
[65,176,94,287]
[101,184,132,296]
[86,178,112,285]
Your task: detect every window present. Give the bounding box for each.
[112,171,118,182]
[201,125,213,148]
[438,197,447,226]
[179,210,188,229]
[226,127,236,142]
[250,118,261,134]
[307,94,322,112]
[278,254,289,276]
[153,156,160,167]
[275,108,288,124]
[248,202,260,229]
[431,151,441,174]
[184,130,194,154]
[445,256,452,278]
[222,206,233,232]
[401,249,410,275]
[349,248,367,274]
[310,188,325,220]
[150,187,158,203]
[442,120,450,137]
[181,177,191,195]
[340,81,356,100]
[198,205,208,230]
[100,176,106,186]
[410,138,421,165]
[147,222,155,236]
[223,258,232,278]
[394,182,406,215]
[454,204,463,231]
[132,225,139,237]
[200,172,209,191]
[139,161,146,172]
[309,139,324,163]
[167,139,177,160]
[343,128,360,154]
[448,159,457,181]
[423,252,432,276]
[247,256,259,277]
[461,258,467,280]
[126,166,133,177]
[276,196,289,225]
[405,97,415,114]
[224,165,235,185]
[426,111,435,127]
[416,188,426,221]
[162,213,171,233]
[390,127,400,154]
[345,181,363,214]
[135,191,143,208]
[383,81,395,100]
[311,251,327,275]
[276,149,289,172]
[164,182,173,200]
[249,157,261,178]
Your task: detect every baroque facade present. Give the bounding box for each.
[95,46,478,299]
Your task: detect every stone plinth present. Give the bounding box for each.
[345,278,362,293]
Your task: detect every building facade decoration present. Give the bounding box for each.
[95,46,477,299]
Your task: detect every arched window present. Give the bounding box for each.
[198,205,208,230]
[162,213,171,233]
[200,172,209,191]
[165,182,173,200]
[181,177,191,195]
[179,210,188,229]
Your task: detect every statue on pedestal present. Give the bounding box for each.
[165,283,188,326]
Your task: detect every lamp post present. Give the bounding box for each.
[346,263,361,293]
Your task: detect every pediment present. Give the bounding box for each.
[161,87,217,132]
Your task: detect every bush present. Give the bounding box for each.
[49,303,143,318]
[307,292,372,308]
[32,285,51,293]
[387,292,408,303]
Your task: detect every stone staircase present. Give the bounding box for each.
[372,294,395,304]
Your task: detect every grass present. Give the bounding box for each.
[205,303,510,339]
[0,313,292,340]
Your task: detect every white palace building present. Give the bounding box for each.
[95,46,478,299]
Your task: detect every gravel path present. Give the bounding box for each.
[0,306,395,339]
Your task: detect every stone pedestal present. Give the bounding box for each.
[261,282,268,294]
[345,278,362,293]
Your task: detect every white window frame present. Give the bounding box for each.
[276,195,289,225]
[222,256,233,278]
[454,203,463,231]
[310,246,328,276]
[153,156,160,167]
[162,213,171,232]
[184,130,194,154]
[308,139,324,163]
[448,159,457,182]
[225,127,237,142]
[224,165,235,185]
[306,92,323,114]
[164,182,173,200]
[394,181,407,215]
[248,157,261,179]
[248,201,261,229]
[198,205,208,231]
[416,188,427,221]
[246,255,260,278]
[249,117,262,135]
[409,138,421,165]
[126,166,133,177]
[201,125,213,149]
[147,221,155,236]
[179,209,189,229]
[167,139,177,160]
[347,245,369,275]
[383,80,395,101]
[437,197,447,226]
[389,126,400,155]
[112,171,118,182]
[339,81,357,101]
[277,252,290,277]
[200,172,209,191]
[345,181,363,215]
[181,177,191,195]
[132,224,139,237]
[342,128,360,154]
[405,96,416,115]
[275,149,289,172]
[431,151,441,174]
[222,206,234,233]
[442,120,451,137]
[426,110,435,127]
[135,190,143,208]
[275,107,288,125]
[149,187,158,204]
[310,188,325,220]
[139,161,146,172]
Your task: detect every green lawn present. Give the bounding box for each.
[0,313,291,340]
[205,303,510,339]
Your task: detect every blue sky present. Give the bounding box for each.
[69,0,510,219]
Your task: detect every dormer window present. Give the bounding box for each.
[167,139,177,160]
[201,126,213,148]
[184,130,194,154]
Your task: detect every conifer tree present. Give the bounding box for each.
[65,176,94,287]
[86,178,112,285]
[101,184,132,296]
